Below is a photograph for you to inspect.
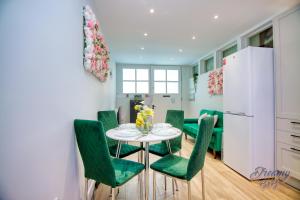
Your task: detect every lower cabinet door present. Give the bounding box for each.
[277,142,300,180]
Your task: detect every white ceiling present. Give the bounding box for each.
[95,0,299,65]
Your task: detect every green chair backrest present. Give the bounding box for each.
[186,117,214,180]
[164,110,184,152]
[97,110,119,148]
[74,119,117,187]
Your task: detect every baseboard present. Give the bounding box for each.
[285,177,300,190]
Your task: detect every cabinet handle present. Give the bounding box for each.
[290,147,300,152]
[291,134,300,138]
[290,121,300,125]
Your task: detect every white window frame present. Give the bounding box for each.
[153,69,179,94]
[216,41,238,68]
[122,68,149,94]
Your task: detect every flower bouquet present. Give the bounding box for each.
[134,102,154,135]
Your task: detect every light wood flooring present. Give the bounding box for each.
[94,138,300,200]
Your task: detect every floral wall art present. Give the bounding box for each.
[208,67,223,95]
[83,5,110,82]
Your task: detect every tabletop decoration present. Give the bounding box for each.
[83,5,110,82]
[134,101,154,135]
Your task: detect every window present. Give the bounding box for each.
[219,44,238,67]
[154,69,179,94]
[249,27,273,48]
[203,57,214,73]
[222,44,237,59]
[122,68,149,93]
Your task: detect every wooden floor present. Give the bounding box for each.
[95,138,300,200]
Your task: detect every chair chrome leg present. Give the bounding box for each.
[111,188,115,200]
[172,179,175,195]
[153,171,156,200]
[201,169,206,200]
[187,181,191,200]
[164,176,167,191]
[84,178,88,200]
[116,141,122,158]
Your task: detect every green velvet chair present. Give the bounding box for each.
[151,117,214,200]
[98,110,142,159]
[149,110,184,192]
[149,110,184,156]
[74,119,145,200]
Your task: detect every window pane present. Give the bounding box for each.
[249,27,273,48]
[204,57,214,72]
[222,45,237,58]
[136,69,149,81]
[154,82,166,94]
[123,81,135,93]
[167,70,178,81]
[167,82,178,94]
[154,70,166,81]
[123,69,135,80]
[136,82,149,93]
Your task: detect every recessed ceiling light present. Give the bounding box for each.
[214,15,219,19]
[150,9,155,14]
[144,33,148,37]
[178,49,183,52]
[141,47,145,50]
[192,36,196,40]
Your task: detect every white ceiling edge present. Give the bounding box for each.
[94,0,300,66]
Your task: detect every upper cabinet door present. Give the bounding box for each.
[274,7,300,120]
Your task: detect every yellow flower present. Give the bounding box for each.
[136,120,144,127]
[136,114,144,127]
[144,108,154,117]
[134,105,141,111]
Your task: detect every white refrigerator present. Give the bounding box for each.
[223,47,274,180]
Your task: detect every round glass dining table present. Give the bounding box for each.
[106,123,182,200]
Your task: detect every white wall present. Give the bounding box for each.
[0,0,116,200]
[186,73,223,118]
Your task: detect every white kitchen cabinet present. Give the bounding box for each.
[276,142,300,180]
[274,6,300,189]
[274,6,300,120]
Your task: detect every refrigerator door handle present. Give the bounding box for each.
[224,111,254,117]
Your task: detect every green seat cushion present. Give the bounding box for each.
[149,142,181,157]
[109,144,142,158]
[183,123,199,134]
[150,154,189,180]
[112,158,144,186]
